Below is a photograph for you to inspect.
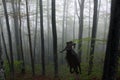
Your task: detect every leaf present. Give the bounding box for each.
[73,37,107,43]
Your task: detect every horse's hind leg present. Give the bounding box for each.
[78,64,81,74]
[74,66,79,74]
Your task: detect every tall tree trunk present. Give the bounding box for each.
[73,0,76,40]
[88,0,98,75]
[0,18,11,69]
[47,0,50,64]
[18,0,25,74]
[25,0,35,76]
[103,0,108,51]
[0,30,6,80]
[78,0,85,61]
[11,0,21,61]
[61,0,66,64]
[52,0,58,77]
[102,0,120,79]
[2,0,14,79]
[65,0,68,42]
[62,0,66,49]
[86,0,91,61]
[39,0,46,75]
[33,0,38,63]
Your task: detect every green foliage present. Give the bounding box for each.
[14,60,22,72]
[4,60,22,75]
[73,37,107,43]
[4,61,10,75]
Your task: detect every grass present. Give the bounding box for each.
[4,56,120,80]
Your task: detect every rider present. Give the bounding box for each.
[60,41,76,53]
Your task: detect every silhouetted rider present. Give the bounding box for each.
[60,41,81,74]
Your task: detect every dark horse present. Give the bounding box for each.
[60,41,81,74]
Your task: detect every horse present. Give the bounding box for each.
[60,41,81,74]
[65,49,81,74]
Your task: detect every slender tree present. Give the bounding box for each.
[73,0,76,40]
[39,0,46,75]
[61,0,67,64]
[78,0,85,63]
[33,0,38,62]
[0,18,11,68]
[88,0,98,75]
[86,0,91,61]
[65,0,68,41]
[102,0,120,79]
[11,0,21,61]
[103,0,108,51]
[62,0,66,49]
[0,29,5,80]
[25,0,35,76]
[18,0,25,73]
[2,0,15,79]
[52,0,58,77]
[47,0,50,64]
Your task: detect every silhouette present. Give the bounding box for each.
[60,41,81,74]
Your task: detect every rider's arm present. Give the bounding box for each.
[60,47,66,53]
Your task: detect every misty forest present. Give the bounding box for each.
[0,0,120,80]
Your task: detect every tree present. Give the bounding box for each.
[86,0,91,61]
[2,0,15,79]
[18,0,25,73]
[33,0,39,63]
[0,29,5,80]
[102,0,120,79]
[103,0,108,51]
[47,0,50,64]
[77,0,85,64]
[52,0,58,77]
[11,0,21,61]
[62,0,66,49]
[61,0,67,64]
[25,0,35,76]
[73,0,76,40]
[65,0,68,41]
[0,17,11,69]
[88,0,98,75]
[39,0,46,75]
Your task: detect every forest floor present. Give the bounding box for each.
[6,73,120,80]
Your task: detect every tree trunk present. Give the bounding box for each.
[18,0,25,74]
[86,0,91,61]
[62,0,66,49]
[33,0,39,63]
[0,18,11,69]
[78,0,85,63]
[25,0,35,76]
[52,0,58,77]
[47,0,50,64]
[88,0,98,75]
[39,0,46,75]
[102,0,120,80]
[73,0,76,40]
[61,0,67,64]
[103,0,108,52]
[65,0,68,42]
[2,0,15,79]
[0,32,6,80]
[11,0,21,61]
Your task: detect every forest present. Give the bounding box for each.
[0,0,120,80]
